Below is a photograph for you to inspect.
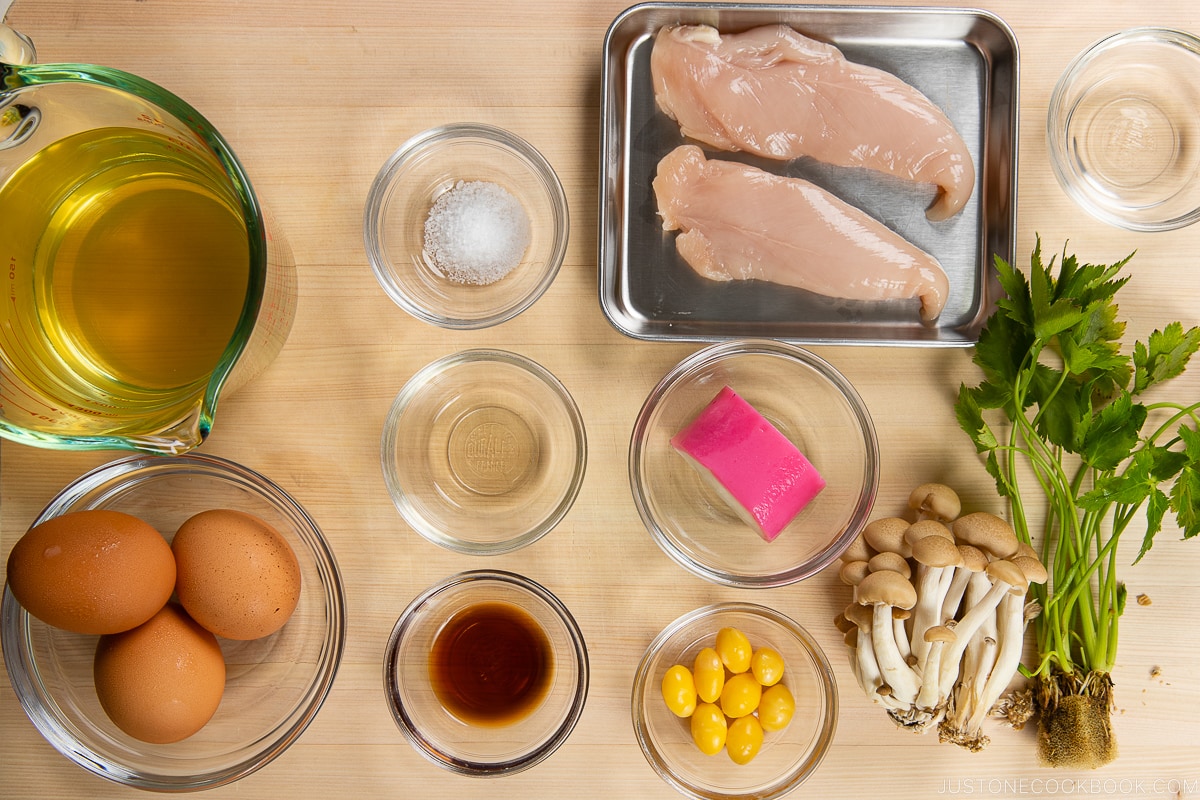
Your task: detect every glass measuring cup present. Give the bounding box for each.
[0,25,296,453]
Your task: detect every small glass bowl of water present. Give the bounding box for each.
[1048,28,1200,231]
[380,349,586,555]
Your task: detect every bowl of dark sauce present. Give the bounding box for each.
[383,570,588,775]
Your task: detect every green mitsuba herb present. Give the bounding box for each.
[955,238,1199,769]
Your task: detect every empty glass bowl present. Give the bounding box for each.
[364,123,569,328]
[0,453,346,791]
[632,603,838,800]
[383,570,589,776]
[630,339,878,588]
[381,349,586,555]
[1048,27,1200,231]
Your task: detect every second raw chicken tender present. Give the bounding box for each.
[652,145,950,323]
[651,23,975,220]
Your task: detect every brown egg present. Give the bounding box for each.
[5,509,176,635]
[172,509,302,640]
[94,603,226,744]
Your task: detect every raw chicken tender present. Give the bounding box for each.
[653,145,950,322]
[651,23,975,221]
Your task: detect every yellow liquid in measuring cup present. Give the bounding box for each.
[1,126,251,405]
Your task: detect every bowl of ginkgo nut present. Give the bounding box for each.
[363,123,569,329]
[632,603,838,800]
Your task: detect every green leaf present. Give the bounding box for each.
[994,250,1033,326]
[1028,364,1087,452]
[1170,427,1200,538]
[1034,299,1089,341]
[955,385,1000,452]
[974,301,1034,389]
[1134,487,1172,563]
[1133,322,1200,394]
[1181,424,1200,459]
[1148,445,1189,482]
[1080,393,1146,470]
[1080,450,1153,510]
[983,450,1016,500]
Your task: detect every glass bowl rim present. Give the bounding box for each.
[380,348,588,556]
[630,601,839,800]
[1045,26,1200,232]
[362,121,570,329]
[0,452,347,791]
[381,568,590,777]
[628,338,879,588]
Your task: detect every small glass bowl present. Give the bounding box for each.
[383,570,589,776]
[381,349,586,555]
[0,453,346,791]
[632,603,838,800]
[364,122,569,328]
[630,339,878,588]
[1048,28,1200,231]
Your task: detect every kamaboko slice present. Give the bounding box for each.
[650,24,975,221]
[652,145,950,323]
[671,385,825,542]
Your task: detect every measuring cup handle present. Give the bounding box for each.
[0,25,37,66]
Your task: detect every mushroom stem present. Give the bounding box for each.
[910,564,947,669]
[937,562,1026,698]
[908,534,963,672]
[915,626,955,710]
[871,603,922,704]
[953,633,996,731]
[894,611,912,662]
[966,591,1033,732]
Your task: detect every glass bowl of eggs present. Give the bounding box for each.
[630,339,879,588]
[632,603,838,800]
[0,453,346,791]
[363,122,570,329]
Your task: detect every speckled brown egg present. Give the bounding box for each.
[94,602,226,744]
[172,509,302,640]
[5,509,176,635]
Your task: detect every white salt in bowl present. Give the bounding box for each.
[629,340,879,588]
[364,123,569,329]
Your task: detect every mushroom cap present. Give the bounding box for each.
[985,559,1030,594]
[863,516,912,558]
[868,550,912,579]
[892,607,912,621]
[841,533,874,563]
[856,569,918,610]
[923,624,957,644]
[843,628,858,647]
[953,512,1020,559]
[911,534,964,568]
[844,602,874,630]
[908,483,962,522]
[957,544,989,573]
[833,612,853,634]
[1015,541,1039,561]
[1012,555,1049,585]
[903,519,955,547]
[839,559,871,586]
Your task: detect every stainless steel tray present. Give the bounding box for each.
[598,3,1018,346]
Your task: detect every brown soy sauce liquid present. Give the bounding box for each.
[430,602,554,727]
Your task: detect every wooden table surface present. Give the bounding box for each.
[2,2,1199,798]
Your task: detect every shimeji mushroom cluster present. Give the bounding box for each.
[834,483,1048,751]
